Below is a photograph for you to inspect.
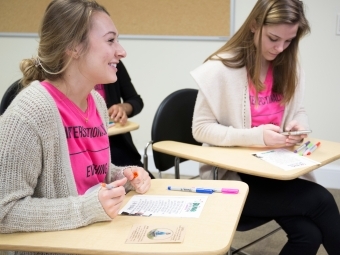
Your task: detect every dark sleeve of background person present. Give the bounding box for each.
[104,61,143,117]
[104,62,155,179]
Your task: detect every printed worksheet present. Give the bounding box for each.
[252,148,320,171]
[119,195,208,218]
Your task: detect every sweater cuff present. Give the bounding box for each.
[82,188,112,222]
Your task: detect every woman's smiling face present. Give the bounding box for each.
[76,11,126,85]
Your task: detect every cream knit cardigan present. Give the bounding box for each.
[190,58,310,180]
[0,81,133,238]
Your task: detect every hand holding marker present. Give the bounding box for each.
[132,171,138,179]
[100,171,138,190]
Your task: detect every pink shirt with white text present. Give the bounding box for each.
[249,65,285,127]
[42,82,110,195]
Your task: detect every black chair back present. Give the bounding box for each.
[151,88,201,172]
[0,79,21,115]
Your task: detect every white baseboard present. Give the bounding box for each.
[142,151,340,189]
[312,164,340,189]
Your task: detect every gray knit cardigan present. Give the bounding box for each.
[0,81,133,245]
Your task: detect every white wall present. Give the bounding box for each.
[1,0,340,187]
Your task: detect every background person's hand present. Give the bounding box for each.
[108,104,128,125]
[98,178,127,218]
[263,124,286,147]
[124,167,151,194]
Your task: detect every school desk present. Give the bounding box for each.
[0,179,248,255]
[107,120,139,136]
[152,138,340,180]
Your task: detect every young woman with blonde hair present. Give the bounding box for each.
[191,0,340,254]
[0,0,151,238]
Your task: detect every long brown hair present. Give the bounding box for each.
[206,0,310,103]
[20,0,109,87]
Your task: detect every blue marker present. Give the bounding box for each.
[167,186,214,194]
[108,120,115,127]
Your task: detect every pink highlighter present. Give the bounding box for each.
[214,188,239,194]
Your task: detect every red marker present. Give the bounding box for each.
[307,142,321,155]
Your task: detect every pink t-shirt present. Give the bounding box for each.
[41,82,110,195]
[94,84,106,101]
[249,65,285,128]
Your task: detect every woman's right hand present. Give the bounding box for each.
[108,104,128,125]
[263,124,286,147]
[98,178,127,218]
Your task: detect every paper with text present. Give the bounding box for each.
[252,148,320,171]
[119,195,208,218]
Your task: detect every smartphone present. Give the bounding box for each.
[280,130,312,136]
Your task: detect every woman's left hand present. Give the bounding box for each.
[283,120,308,146]
[123,167,151,194]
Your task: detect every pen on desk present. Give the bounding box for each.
[168,186,214,194]
[306,142,321,155]
[213,188,239,194]
[101,183,116,190]
[298,147,308,156]
[294,141,310,153]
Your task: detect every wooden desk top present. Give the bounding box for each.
[107,121,139,136]
[0,179,248,255]
[153,138,340,180]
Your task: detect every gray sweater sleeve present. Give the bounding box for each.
[0,84,112,233]
[0,112,111,233]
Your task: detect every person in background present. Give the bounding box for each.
[94,61,155,178]
[0,0,151,239]
[190,0,340,254]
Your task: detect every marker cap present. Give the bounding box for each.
[221,188,239,194]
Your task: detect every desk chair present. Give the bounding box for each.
[143,88,201,179]
[144,89,282,254]
[0,79,21,115]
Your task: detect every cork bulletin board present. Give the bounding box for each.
[0,0,231,38]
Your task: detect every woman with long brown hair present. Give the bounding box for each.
[191,0,340,254]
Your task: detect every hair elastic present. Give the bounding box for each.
[34,57,41,68]
[36,55,63,75]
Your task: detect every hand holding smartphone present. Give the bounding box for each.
[280,130,312,136]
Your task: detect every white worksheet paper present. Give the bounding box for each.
[119,195,208,218]
[252,148,320,171]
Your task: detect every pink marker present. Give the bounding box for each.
[213,188,239,194]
